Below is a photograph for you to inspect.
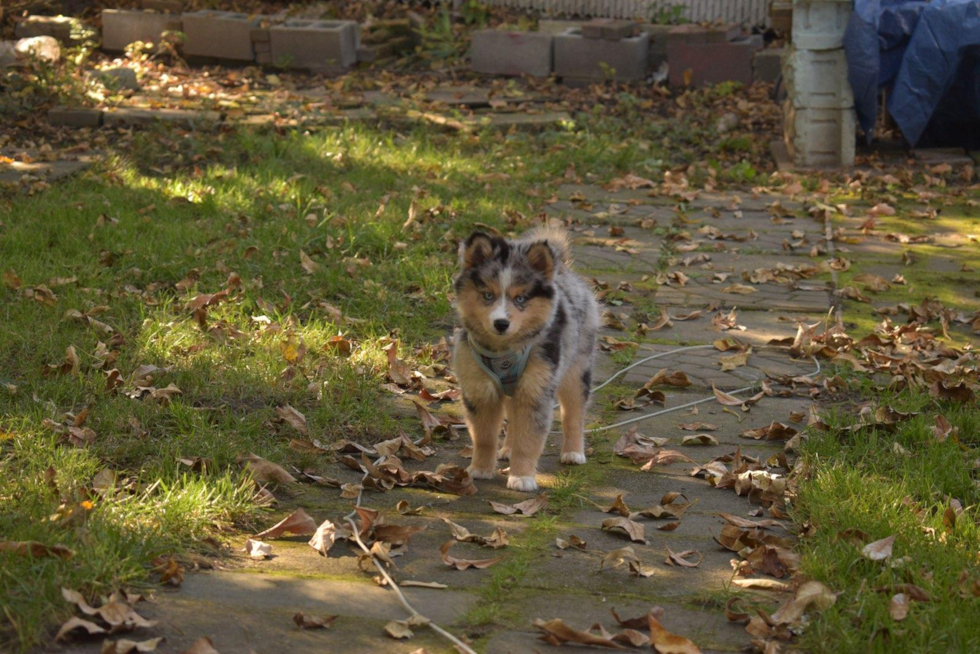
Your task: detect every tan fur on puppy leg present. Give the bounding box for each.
[505,360,554,491]
[465,400,504,479]
[558,362,588,465]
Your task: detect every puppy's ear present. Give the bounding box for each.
[461,232,494,269]
[526,241,555,279]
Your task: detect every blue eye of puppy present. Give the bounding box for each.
[514,295,527,306]
[482,292,494,302]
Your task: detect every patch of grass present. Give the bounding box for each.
[794,386,980,653]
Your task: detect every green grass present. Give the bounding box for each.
[794,388,980,654]
[0,111,702,649]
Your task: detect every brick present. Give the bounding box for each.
[101,9,181,52]
[103,107,220,127]
[48,105,103,127]
[182,11,260,61]
[141,0,182,13]
[601,21,639,41]
[581,19,611,39]
[783,103,856,168]
[667,35,763,87]
[783,47,853,108]
[753,47,785,84]
[470,30,553,77]
[14,16,78,43]
[792,0,850,50]
[554,29,649,82]
[269,19,359,72]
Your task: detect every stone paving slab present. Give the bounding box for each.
[0,159,93,184]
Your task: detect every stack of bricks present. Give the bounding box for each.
[665,22,762,87]
[554,20,649,83]
[782,0,855,167]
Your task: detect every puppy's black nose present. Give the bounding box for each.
[493,319,510,334]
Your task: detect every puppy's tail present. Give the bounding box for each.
[525,224,573,267]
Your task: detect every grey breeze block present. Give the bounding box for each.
[792,0,851,50]
[470,30,553,78]
[101,9,181,52]
[554,28,649,82]
[783,47,853,108]
[181,10,260,61]
[269,19,359,72]
[783,102,856,168]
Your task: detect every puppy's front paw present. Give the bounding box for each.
[466,465,497,480]
[506,475,538,492]
[497,446,511,461]
[560,452,587,465]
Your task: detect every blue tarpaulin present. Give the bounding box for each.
[844,0,980,147]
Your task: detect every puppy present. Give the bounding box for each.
[452,226,599,492]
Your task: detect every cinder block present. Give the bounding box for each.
[182,10,259,61]
[581,19,611,39]
[668,24,708,44]
[792,0,850,50]
[783,47,853,108]
[753,47,785,84]
[253,42,271,54]
[14,16,78,42]
[48,105,103,127]
[250,28,270,43]
[470,30,553,77]
[255,52,272,65]
[554,29,649,82]
[141,0,182,13]
[784,103,856,167]
[269,19,359,72]
[101,9,181,52]
[667,35,763,87]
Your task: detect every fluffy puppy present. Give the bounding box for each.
[452,226,599,492]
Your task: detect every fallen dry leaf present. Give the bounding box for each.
[648,613,702,653]
[489,494,547,516]
[254,509,318,539]
[294,612,337,629]
[533,618,624,648]
[889,593,909,621]
[862,534,897,562]
[601,517,647,544]
[0,540,73,560]
[439,541,502,570]
[664,547,702,568]
[681,433,718,446]
[243,539,272,560]
[243,453,297,485]
[180,637,220,654]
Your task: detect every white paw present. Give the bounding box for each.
[497,447,511,461]
[560,452,587,465]
[466,465,497,480]
[506,475,538,492]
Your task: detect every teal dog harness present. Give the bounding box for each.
[468,339,531,397]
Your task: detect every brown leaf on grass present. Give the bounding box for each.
[889,593,909,621]
[717,513,783,530]
[770,580,837,624]
[601,517,647,544]
[418,388,460,403]
[294,612,337,629]
[55,616,106,641]
[532,618,625,649]
[151,556,184,587]
[932,414,957,442]
[43,345,80,376]
[101,637,164,653]
[384,341,414,387]
[180,637,220,654]
[489,493,547,516]
[276,405,308,436]
[862,534,897,561]
[412,401,448,437]
[929,380,976,403]
[602,494,631,517]
[875,583,932,602]
[664,547,702,568]
[299,250,319,274]
[439,540,502,570]
[648,614,702,653]
[243,453,297,485]
[243,539,272,560]
[255,508,318,539]
[681,433,718,446]
[0,540,74,560]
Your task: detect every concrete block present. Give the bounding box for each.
[668,24,709,44]
[255,52,272,65]
[470,30,553,77]
[250,28,270,43]
[783,47,853,108]
[753,47,785,84]
[792,0,850,50]
[783,103,856,168]
[253,42,271,54]
[581,19,609,39]
[101,9,181,52]
[182,11,259,61]
[667,35,763,87]
[103,107,220,127]
[269,19,359,72]
[141,0,182,13]
[14,16,78,43]
[581,19,636,41]
[554,29,649,82]
[48,105,103,127]
[538,20,579,35]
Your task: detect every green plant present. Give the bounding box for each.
[650,4,688,24]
